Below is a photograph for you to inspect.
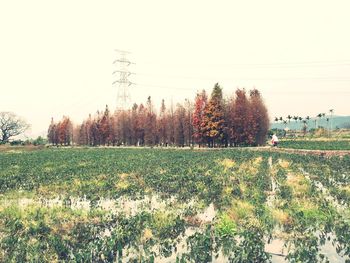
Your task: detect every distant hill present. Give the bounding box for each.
[270,116,350,130]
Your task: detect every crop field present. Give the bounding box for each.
[278,140,350,151]
[0,148,349,262]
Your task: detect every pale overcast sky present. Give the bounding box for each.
[1,0,350,138]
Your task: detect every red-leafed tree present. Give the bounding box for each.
[137,104,146,146]
[167,101,175,146]
[91,112,101,146]
[99,105,111,145]
[158,99,168,146]
[77,121,87,145]
[174,103,186,147]
[192,90,207,147]
[109,113,118,146]
[144,96,156,146]
[56,116,73,145]
[230,89,250,146]
[130,103,139,146]
[248,89,269,145]
[184,98,193,146]
[116,109,131,146]
[47,117,56,145]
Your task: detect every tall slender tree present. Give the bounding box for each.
[145,96,156,146]
[158,99,168,146]
[47,117,56,145]
[174,103,186,147]
[231,89,249,146]
[192,90,207,147]
[248,89,269,145]
[99,105,111,145]
[201,83,225,147]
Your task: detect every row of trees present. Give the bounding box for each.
[47,116,73,145]
[274,109,334,136]
[47,84,269,147]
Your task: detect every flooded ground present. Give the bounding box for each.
[3,194,347,262]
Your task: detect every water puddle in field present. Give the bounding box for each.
[4,194,349,262]
[13,194,178,215]
[299,168,347,211]
[265,234,347,263]
[266,156,278,208]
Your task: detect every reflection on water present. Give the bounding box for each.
[5,195,348,262]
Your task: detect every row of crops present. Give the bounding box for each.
[0,148,349,262]
[278,140,350,150]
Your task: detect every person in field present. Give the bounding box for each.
[271,134,279,147]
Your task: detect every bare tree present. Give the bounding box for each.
[0,112,30,143]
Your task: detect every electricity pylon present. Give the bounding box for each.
[112,49,135,110]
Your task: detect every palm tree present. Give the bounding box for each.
[326,117,330,137]
[316,113,323,129]
[292,116,299,136]
[298,117,303,133]
[283,120,288,137]
[302,119,308,136]
[329,109,334,137]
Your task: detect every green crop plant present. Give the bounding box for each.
[0,148,349,262]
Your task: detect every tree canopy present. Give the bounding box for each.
[0,112,30,143]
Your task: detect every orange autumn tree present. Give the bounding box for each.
[230,89,250,146]
[174,103,186,147]
[51,116,72,145]
[201,83,225,147]
[145,96,157,146]
[99,105,111,145]
[47,117,56,145]
[192,90,207,147]
[158,99,169,146]
[248,89,270,145]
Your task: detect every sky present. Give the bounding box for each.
[1,0,350,138]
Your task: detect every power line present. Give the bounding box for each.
[137,59,350,68]
[135,83,194,91]
[133,83,350,93]
[136,73,350,82]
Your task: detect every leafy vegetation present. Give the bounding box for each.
[0,148,349,262]
[279,139,350,150]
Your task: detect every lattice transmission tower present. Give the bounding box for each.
[112,49,135,110]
